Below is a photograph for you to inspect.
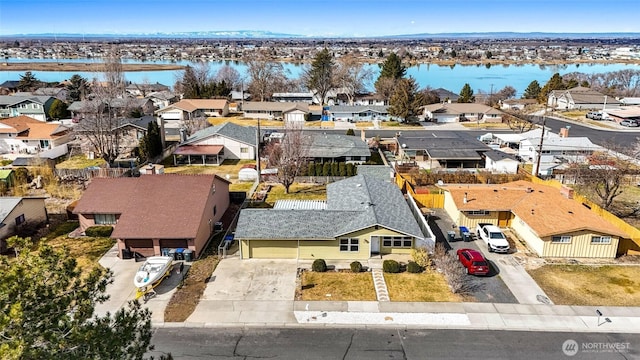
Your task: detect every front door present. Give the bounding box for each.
[370,236,380,255]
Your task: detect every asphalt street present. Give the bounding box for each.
[148,327,640,360]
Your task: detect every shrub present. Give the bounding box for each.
[48,221,80,238]
[331,163,339,176]
[431,243,473,294]
[85,226,114,237]
[307,163,316,177]
[322,163,331,176]
[345,128,355,136]
[312,259,327,272]
[315,163,323,177]
[407,261,423,273]
[382,259,400,273]
[339,162,346,176]
[346,163,355,176]
[350,261,363,273]
[411,247,432,270]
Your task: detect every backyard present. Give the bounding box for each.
[528,264,640,306]
[264,183,326,204]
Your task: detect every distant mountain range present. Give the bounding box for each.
[2,30,640,40]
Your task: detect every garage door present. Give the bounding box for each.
[249,240,298,259]
[124,239,154,257]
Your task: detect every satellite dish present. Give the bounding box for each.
[402,143,407,148]
[437,180,444,186]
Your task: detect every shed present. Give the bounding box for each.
[0,169,14,188]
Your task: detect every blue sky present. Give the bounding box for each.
[1,0,638,36]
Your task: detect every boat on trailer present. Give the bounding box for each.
[133,256,173,298]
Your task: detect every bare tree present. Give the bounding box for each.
[246,52,287,101]
[431,243,474,295]
[374,77,396,104]
[215,65,241,90]
[76,47,133,163]
[504,112,535,133]
[263,122,309,194]
[335,55,373,105]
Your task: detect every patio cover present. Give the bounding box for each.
[174,145,224,156]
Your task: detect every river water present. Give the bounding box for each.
[2,58,638,97]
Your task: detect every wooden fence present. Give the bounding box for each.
[395,173,445,209]
[55,167,130,181]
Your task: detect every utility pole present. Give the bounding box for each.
[255,117,261,183]
[534,106,547,178]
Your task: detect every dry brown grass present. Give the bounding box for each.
[163,159,255,181]
[299,271,377,301]
[385,272,463,302]
[56,155,106,169]
[528,265,640,306]
[164,255,220,322]
[45,223,115,273]
[229,181,255,193]
[208,116,285,128]
[265,183,326,204]
[460,122,510,129]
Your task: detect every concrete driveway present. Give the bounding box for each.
[187,258,299,325]
[96,244,186,323]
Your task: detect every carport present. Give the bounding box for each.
[173,145,224,165]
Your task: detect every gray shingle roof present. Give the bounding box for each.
[235,174,424,241]
[355,165,394,182]
[184,122,257,146]
[329,105,388,113]
[307,134,370,158]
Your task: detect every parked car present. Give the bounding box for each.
[476,223,510,253]
[586,111,603,120]
[457,248,490,275]
[620,120,639,127]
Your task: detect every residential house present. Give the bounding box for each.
[0,81,20,95]
[423,103,503,123]
[603,107,640,124]
[242,101,309,122]
[548,86,622,110]
[145,90,178,110]
[328,105,391,122]
[0,95,54,121]
[355,165,394,182]
[67,98,155,120]
[0,197,48,253]
[73,174,230,258]
[125,82,170,97]
[0,115,72,155]
[155,99,230,123]
[483,149,520,174]
[336,93,386,106]
[306,133,371,164]
[441,181,627,258]
[235,174,429,259]
[271,92,315,104]
[33,87,68,101]
[173,122,257,165]
[433,88,460,103]
[112,116,156,158]
[397,132,489,170]
[500,98,537,111]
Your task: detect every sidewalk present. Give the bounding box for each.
[157,300,640,333]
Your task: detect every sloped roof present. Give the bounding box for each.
[551,87,622,105]
[329,105,388,113]
[183,122,257,146]
[0,116,68,139]
[423,102,503,115]
[355,165,394,182]
[0,197,22,223]
[306,133,370,158]
[235,174,424,240]
[242,101,309,112]
[73,174,229,239]
[484,149,519,162]
[159,99,228,113]
[443,180,627,238]
[114,116,156,131]
[0,95,49,106]
[146,90,177,101]
[525,136,602,152]
[398,132,488,159]
[0,115,41,133]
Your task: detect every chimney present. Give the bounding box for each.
[559,126,570,138]
[361,129,366,142]
[560,185,574,199]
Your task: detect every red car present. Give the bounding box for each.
[457,248,490,276]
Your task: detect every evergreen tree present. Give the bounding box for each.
[0,237,166,360]
[338,162,346,176]
[374,53,406,102]
[307,163,316,177]
[331,162,339,176]
[322,162,331,176]
[305,48,335,105]
[538,72,565,103]
[179,65,200,98]
[18,71,39,92]
[388,77,426,123]
[345,128,355,136]
[48,99,68,120]
[346,163,355,176]
[139,121,163,162]
[458,83,475,103]
[522,80,542,100]
[66,74,90,101]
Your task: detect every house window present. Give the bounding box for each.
[382,236,413,248]
[94,214,116,225]
[591,236,612,244]
[467,210,490,216]
[551,236,571,244]
[240,147,249,153]
[15,214,25,225]
[339,238,359,252]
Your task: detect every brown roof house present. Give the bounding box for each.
[0,115,72,155]
[73,174,230,258]
[441,180,628,258]
[155,99,230,122]
[422,103,504,123]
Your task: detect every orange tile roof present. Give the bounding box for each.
[0,115,41,133]
[444,180,627,238]
[16,122,68,139]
